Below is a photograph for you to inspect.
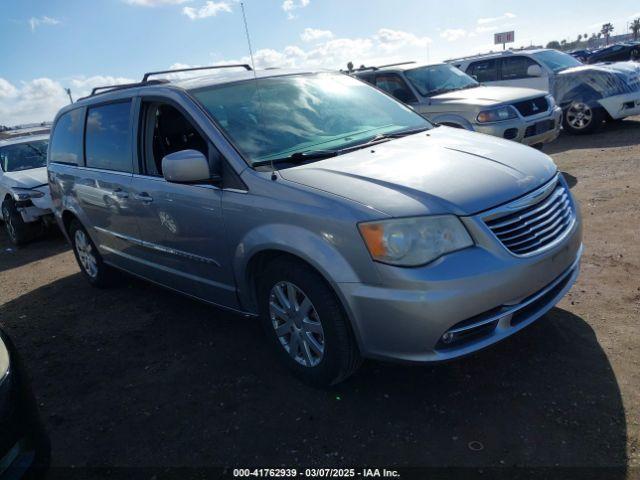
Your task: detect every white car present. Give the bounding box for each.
[0,132,54,245]
[450,49,640,134]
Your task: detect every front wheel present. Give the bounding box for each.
[69,219,114,288]
[563,102,603,134]
[258,257,362,386]
[2,198,36,245]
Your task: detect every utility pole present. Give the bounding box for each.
[65,88,73,104]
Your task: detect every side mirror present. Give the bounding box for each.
[162,150,212,184]
[527,64,543,77]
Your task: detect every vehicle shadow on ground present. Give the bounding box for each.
[0,228,68,273]
[546,118,640,154]
[0,273,627,473]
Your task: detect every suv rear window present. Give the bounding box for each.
[50,109,84,165]
[85,101,133,172]
[468,59,498,82]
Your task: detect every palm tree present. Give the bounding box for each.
[630,18,640,41]
[601,23,614,45]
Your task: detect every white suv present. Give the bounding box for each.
[0,129,53,245]
[451,49,640,134]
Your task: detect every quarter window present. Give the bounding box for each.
[501,56,540,80]
[468,59,498,82]
[85,101,133,172]
[50,109,84,165]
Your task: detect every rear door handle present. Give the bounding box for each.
[134,192,154,203]
[112,189,129,199]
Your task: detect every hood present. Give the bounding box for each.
[430,85,545,107]
[2,167,48,189]
[279,126,557,217]
[556,61,640,100]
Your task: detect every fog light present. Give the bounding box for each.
[441,332,455,344]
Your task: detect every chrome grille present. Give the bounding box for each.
[484,178,575,256]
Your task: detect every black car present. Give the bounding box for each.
[0,328,49,479]
[586,42,640,64]
[568,49,591,63]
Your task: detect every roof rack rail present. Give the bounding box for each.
[354,61,416,72]
[89,80,169,97]
[142,64,252,82]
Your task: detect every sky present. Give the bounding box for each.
[1,0,639,126]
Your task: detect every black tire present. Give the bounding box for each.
[2,198,37,246]
[562,102,604,135]
[258,257,362,386]
[68,219,115,288]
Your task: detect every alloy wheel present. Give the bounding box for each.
[269,281,325,367]
[74,229,98,278]
[566,102,593,130]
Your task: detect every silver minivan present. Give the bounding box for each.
[48,66,583,385]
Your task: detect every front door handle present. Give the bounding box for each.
[134,192,154,203]
[112,189,129,199]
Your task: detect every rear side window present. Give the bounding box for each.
[501,56,540,80]
[468,59,498,82]
[50,109,84,165]
[85,101,133,172]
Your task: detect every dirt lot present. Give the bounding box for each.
[0,119,639,475]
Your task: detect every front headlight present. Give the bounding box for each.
[358,215,473,267]
[0,337,9,384]
[546,94,556,109]
[477,105,518,123]
[10,188,45,202]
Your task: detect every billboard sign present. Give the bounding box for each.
[494,31,515,45]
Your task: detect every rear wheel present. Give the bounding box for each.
[69,219,114,287]
[258,257,361,386]
[2,198,36,245]
[563,102,603,134]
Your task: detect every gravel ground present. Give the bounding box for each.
[0,118,638,475]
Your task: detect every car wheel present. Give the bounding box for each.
[2,198,35,246]
[563,102,603,134]
[69,219,114,287]
[258,257,362,386]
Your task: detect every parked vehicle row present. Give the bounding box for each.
[352,61,561,148]
[42,65,582,386]
[450,49,640,134]
[569,41,640,64]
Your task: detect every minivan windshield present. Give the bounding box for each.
[191,73,431,166]
[0,139,48,172]
[404,64,479,97]
[533,50,582,73]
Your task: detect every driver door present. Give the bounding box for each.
[129,99,238,308]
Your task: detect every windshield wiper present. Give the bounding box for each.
[253,150,339,167]
[253,127,431,167]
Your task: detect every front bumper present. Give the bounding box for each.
[15,189,53,224]
[338,182,582,363]
[473,106,562,146]
[598,92,640,119]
